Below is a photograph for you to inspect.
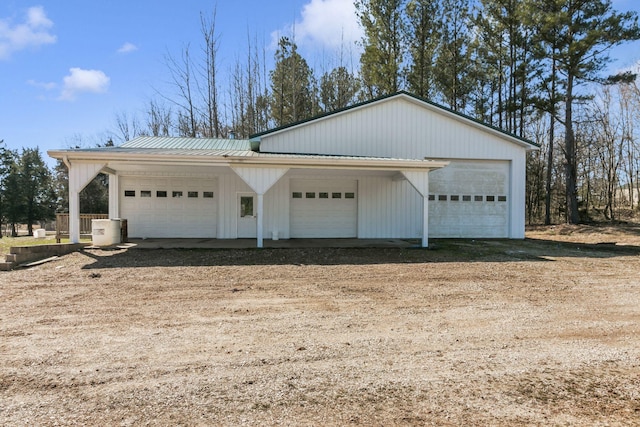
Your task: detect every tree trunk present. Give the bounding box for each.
[545,54,557,225]
[564,73,580,224]
[545,115,555,225]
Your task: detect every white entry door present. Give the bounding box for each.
[237,193,257,238]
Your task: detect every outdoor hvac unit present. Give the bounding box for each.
[91,219,121,246]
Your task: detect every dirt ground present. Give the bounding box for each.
[1,224,639,426]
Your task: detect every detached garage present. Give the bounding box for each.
[49,91,538,247]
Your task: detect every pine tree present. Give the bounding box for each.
[434,0,473,111]
[405,0,441,99]
[319,66,360,112]
[533,0,640,224]
[356,0,405,98]
[269,37,316,127]
[19,148,55,235]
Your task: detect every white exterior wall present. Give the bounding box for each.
[216,170,291,239]
[216,172,251,239]
[358,176,422,239]
[264,177,290,240]
[259,97,528,161]
[115,165,518,241]
[259,96,531,239]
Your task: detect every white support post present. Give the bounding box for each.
[422,195,429,248]
[65,159,107,244]
[401,170,431,248]
[108,174,119,219]
[69,188,80,243]
[256,193,264,248]
[231,166,288,248]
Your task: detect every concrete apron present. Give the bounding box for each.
[121,238,419,250]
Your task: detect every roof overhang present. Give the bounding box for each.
[48,149,449,173]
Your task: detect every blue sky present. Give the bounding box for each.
[0,0,363,162]
[1,0,639,165]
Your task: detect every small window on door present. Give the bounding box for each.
[203,192,214,198]
[438,195,447,201]
[173,191,183,198]
[450,195,460,201]
[188,191,198,198]
[292,192,302,199]
[124,190,135,197]
[306,192,315,198]
[319,192,328,199]
[332,192,341,199]
[486,195,495,202]
[157,191,167,198]
[141,191,151,198]
[474,195,484,202]
[240,196,254,217]
[345,192,355,199]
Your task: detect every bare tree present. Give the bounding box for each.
[619,82,640,210]
[146,99,173,136]
[164,44,198,137]
[199,9,221,137]
[114,111,143,143]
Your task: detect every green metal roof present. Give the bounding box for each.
[120,136,251,151]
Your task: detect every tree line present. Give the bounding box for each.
[0,140,110,237]
[3,0,640,234]
[114,0,640,225]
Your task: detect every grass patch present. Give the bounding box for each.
[0,236,91,257]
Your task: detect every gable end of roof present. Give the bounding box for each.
[251,91,539,150]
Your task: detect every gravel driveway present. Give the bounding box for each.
[1,225,639,425]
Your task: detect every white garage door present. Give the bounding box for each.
[428,160,510,238]
[120,176,217,238]
[290,179,357,238]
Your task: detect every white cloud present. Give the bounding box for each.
[0,6,56,60]
[27,79,56,90]
[272,0,363,55]
[60,68,110,101]
[117,42,138,54]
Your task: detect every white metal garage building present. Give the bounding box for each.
[49,92,538,247]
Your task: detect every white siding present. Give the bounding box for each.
[264,177,290,240]
[259,96,530,239]
[231,167,289,194]
[216,172,252,239]
[216,171,290,239]
[69,162,105,193]
[259,97,527,161]
[358,177,422,239]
